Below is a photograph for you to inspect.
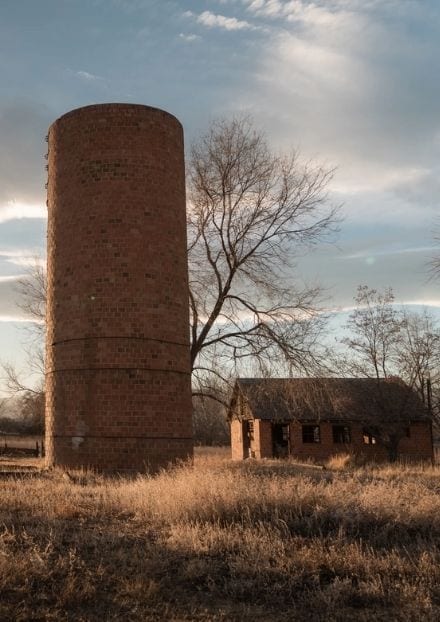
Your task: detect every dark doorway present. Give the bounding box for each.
[242,420,254,458]
[272,423,290,458]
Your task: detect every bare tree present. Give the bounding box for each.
[15,259,46,334]
[0,262,46,434]
[192,395,230,446]
[0,258,45,399]
[341,286,439,459]
[341,286,403,380]
[188,116,338,401]
[396,309,440,427]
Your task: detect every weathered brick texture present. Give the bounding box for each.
[254,420,272,459]
[233,418,433,463]
[45,103,193,473]
[230,420,246,460]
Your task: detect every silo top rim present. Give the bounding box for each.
[49,103,183,132]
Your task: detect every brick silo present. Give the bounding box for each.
[45,103,193,473]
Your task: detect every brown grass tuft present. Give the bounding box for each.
[326,453,354,470]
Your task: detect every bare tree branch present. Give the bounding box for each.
[188,116,339,396]
[340,285,440,459]
[0,258,46,412]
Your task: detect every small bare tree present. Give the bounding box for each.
[396,309,440,427]
[188,116,338,401]
[341,286,440,459]
[15,259,46,333]
[341,286,403,380]
[0,259,45,411]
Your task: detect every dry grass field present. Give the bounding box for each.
[1,447,440,621]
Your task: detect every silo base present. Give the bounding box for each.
[45,436,193,474]
[45,367,194,474]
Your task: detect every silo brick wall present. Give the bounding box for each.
[45,103,193,473]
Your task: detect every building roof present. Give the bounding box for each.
[229,377,430,424]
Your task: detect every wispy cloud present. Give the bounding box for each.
[328,300,440,316]
[0,201,46,224]
[0,315,40,323]
[244,0,405,23]
[401,300,440,309]
[244,0,349,27]
[343,246,439,261]
[0,248,45,269]
[178,33,200,42]
[75,70,105,82]
[185,10,258,31]
[233,0,440,212]
[0,274,26,283]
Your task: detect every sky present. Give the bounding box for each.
[0,0,440,387]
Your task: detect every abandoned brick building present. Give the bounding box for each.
[229,378,433,463]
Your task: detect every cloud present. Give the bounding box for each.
[0,255,44,326]
[244,0,349,27]
[402,300,440,309]
[244,0,410,22]
[188,10,257,31]
[329,300,440,316]
[178,33,200,42]
[0,315,38,323]
[0,274,26,283]
[342,245,439,261]
[75,70,105,82]
[0,248,45,268]
[232,1,440,208]
[297,239,439,311]
[0,278,26,320]
[0,201,46,224]
[390,167,440,210]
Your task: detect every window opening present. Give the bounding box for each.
[332,425,351,444]
[272,423,290,458]
[246,420,254,441]
[302,425,320,443]
[363,431,377,445]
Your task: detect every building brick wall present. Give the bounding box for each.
[230,420,245,460]
[254,420,272,459]
[230,418,433,463]
[45,103,193,473]
[289,421,433,463]
[396,422,433,462]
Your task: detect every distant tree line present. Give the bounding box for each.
[192,396,230,446]
[0,392,44,435]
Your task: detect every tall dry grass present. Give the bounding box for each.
[1,450,440,620]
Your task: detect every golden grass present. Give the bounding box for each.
[326,453,354,470]
[1,450,440,620]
